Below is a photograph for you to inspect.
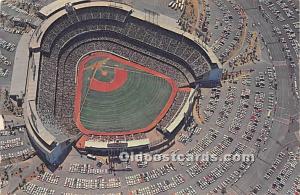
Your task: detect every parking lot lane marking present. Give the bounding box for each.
[273,61,287,67]
[273,117,290,126]
[277,106,286,110]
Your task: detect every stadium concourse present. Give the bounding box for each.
[21,1,222,165]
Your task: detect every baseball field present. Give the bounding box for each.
[74,52,178,135]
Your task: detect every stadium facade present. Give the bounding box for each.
[18,0,222,165]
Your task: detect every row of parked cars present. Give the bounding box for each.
[264,0,298,22]
[168,0,185,12]
[281,24,298,59]
[212,0,234,54]
[185,128,219,157]
[0,137,23,151]
[255,72,267,88]
[292,73,300,100]
[0,38,16,52]
[37,172,60,185]
[266,91,275,112]
[197,143,246,190]
[0,129,16,136]
[131,174,185,195]
[255,117,272,148]
[6,2,35,15]
[229,88,250,134]
[203,88,221,121]
[21,182,55,195]
[242,91,265,142]
[264,152,286,180]
[277,0,298,19]
[271,151,298,192]
[286,175,300,195]
[0,54,12,66]
[0,25,26,35]
[217,2,247,63]
[241,74,252,86]
[61,192,123,195]
[228,32,259,67]
[266,66,277,90]
[216,86,237,128]
[0,147,34,160]
[264,0,299,84]
[258,3,275,24]
[62,193,122,195]
[211,155,255,194]
[175,185,196,195]
[178,120,201,144]
[264,0,286,22]
[69,163,108,175]
[64,177,121,190]
[126,163,176,186]
[0,179,8,189]
[0,68,9,78]
[186,135,233,177]
[212,6,236,55]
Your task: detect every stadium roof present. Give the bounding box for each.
[38,0,88,18]
[28,101,55,145]
[207,68,222,81]
[166,89,195,133]
[10,31,33,98]
[0,115,4,131]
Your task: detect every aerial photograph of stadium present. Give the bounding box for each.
[0,0,299,194]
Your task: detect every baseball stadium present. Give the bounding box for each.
[21,1,222,165]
